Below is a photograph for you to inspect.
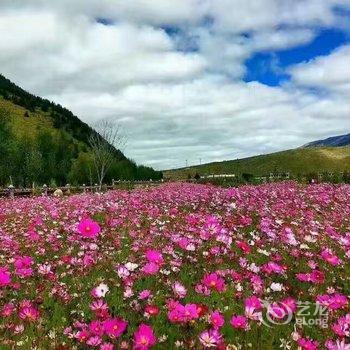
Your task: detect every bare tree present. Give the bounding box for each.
[88,120,126,190]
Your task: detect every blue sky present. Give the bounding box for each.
[245,28,349,86]
[0,0,350,169]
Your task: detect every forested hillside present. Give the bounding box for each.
[0,75,162,187]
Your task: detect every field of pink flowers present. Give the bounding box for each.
[0,182,349,350]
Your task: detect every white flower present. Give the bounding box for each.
[186,243,196,251]
[95,283,109,298]
[248,263,260,273]
[270,282,283,292]
[125,262,138,271]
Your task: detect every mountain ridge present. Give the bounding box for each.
[303,133,350,148]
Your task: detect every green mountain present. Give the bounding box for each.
[164,147,350,180]
[0,74,162,186]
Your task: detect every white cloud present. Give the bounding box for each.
[0,0,349,169]
[289,45,350,94]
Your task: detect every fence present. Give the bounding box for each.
[0,180,165,199]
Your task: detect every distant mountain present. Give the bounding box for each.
[303,133,350,148]
[0,74,162,186]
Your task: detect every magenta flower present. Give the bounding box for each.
[202,272,226,292]
[142,262,160,275]
[103,318,128,338]
[133,323,156,349]
[76,330,90,343]
[19,306,40,322]
[145,250,164,265]
[78,218,101,238]
[0,267,11,287]
[320,249,341,266]
[230,315,248,330]
[210,311,225,329]
[316,293,348,310]
[168,303,199,323]
[14,256,33,277]
[297,338,319,350]
[89,320,104,336]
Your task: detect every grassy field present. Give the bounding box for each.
[0,97,54,139]
[164,147,350,179]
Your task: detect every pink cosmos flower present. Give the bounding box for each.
[202,273,226,292]
[168,303,199,323]
[236,240,251,254]
[297,338,319,350]
[331,313,350,337]
[143,262,160,275]
[0,267,11,287]
[279,297,298,317]
[316,293,348,310]
[90,299,109,319]
[172,281,187,298]
[14,256,33,277]
[320,249,341,266]
[199,329,222,348]
[230,315,248,330]
[1,303,15,317]
[145,250,164,265]
[19,305,40,322]
[87,336,102,346]
[103,318,128,338]
[310,270,325,284]
[76,330,90,343]
[144,305,159,316]
[210,311,225,329]
[297,270,325,284]
[245,296,262,320]
[326,340,350,350]
[139,289,152,300]
[78,218,101,238]
[263,261,286,274]
[100,343,114,350]
[133,323,156,349]
[89,320,104,336]
[116,265,130,279]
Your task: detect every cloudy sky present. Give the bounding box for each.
[1,0,350,169]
